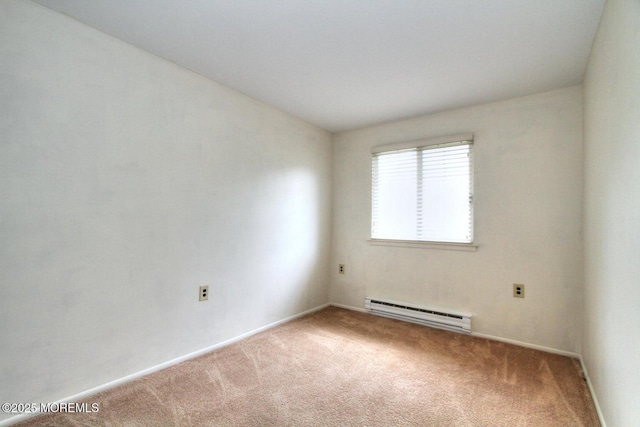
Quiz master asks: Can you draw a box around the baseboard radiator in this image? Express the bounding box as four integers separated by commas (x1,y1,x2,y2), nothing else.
364,297,471,334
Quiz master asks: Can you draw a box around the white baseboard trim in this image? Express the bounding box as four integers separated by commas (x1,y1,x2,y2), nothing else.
470,332,579,358
0,303,331,427
329,302,367,313
331,302,579,357
578,355,607,427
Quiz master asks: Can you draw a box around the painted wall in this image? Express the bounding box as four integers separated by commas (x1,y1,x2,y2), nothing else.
582,0,640,424
331,86,583,353
0,0,332,417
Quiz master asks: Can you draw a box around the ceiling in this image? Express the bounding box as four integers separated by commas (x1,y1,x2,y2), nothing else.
32,0,606,133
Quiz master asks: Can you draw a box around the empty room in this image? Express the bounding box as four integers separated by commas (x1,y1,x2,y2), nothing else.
1,0,638,426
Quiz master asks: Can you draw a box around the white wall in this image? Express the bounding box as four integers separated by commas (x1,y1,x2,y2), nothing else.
0,0,332,418
582,0,640,425
331,86,583,353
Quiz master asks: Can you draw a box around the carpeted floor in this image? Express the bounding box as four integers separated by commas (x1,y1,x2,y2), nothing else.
16,306,599,426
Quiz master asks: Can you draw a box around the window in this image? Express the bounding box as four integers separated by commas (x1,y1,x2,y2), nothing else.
371,134,473,244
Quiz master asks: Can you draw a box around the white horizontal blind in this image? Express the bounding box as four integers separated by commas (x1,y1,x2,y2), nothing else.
372,149,418,240
372,138,473,243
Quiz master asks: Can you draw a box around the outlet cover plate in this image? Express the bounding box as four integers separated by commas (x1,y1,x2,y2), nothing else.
199,285,209,301
513,283,525,298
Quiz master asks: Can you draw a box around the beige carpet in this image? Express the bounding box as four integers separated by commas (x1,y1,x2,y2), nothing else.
17,307,599,426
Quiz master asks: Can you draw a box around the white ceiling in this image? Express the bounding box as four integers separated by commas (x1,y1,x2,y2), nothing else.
32,0,606,133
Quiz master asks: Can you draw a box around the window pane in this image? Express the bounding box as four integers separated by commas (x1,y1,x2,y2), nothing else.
419,145,471,242
372,150,417,240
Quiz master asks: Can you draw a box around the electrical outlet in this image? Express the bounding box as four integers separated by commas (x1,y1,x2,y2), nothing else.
513,283,525,298
338,264,345,274
199,285,209,301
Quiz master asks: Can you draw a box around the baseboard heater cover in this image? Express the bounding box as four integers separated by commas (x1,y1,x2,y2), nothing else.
364,297,471,334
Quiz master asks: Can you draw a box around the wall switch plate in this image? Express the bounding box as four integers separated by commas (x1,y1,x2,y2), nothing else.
338,264,345,274
199,285,209,301
513,283,525,298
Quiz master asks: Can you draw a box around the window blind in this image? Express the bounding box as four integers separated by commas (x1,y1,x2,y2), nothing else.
372,138,473,243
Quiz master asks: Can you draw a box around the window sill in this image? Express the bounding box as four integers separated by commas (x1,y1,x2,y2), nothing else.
367,239,478,252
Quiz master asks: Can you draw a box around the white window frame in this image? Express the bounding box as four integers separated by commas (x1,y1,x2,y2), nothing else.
369,133,477,251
